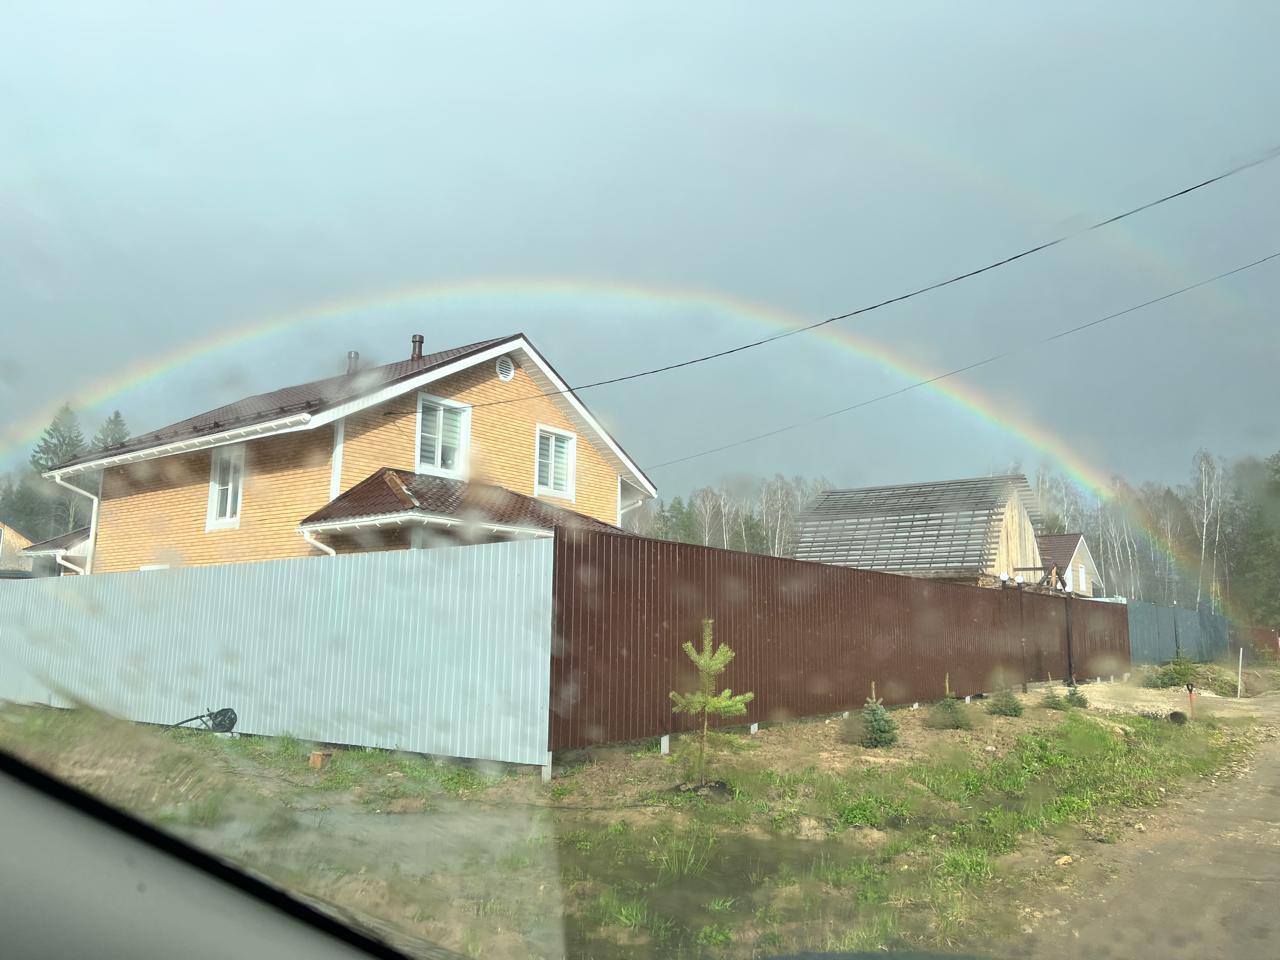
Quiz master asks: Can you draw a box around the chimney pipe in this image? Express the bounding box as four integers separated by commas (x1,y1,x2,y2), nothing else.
410,334,424,360
346,351,359,374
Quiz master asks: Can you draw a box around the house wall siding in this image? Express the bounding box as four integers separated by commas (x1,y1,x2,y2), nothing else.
0,523,34,572
94,430,334,572
92,358,624,571
339,360,620,524
989,499,1041,580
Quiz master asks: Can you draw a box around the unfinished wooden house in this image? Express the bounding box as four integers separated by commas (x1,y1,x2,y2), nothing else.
791,474,1044,585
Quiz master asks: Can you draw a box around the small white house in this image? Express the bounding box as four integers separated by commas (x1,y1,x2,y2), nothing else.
1036,533,1103,596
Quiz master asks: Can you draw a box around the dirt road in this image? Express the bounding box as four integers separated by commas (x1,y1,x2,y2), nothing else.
1004,693,1280,960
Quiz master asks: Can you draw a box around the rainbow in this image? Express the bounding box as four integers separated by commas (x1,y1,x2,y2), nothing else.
0,277,1248,625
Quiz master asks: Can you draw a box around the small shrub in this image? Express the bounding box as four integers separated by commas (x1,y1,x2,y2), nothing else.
839,711,866,745
1142,657,1197,689
1041,688,1068,711
695,924,732,946
924,696,972,731
1065,685,1089,709
834,792,910,828
859,697,898,748
986,688,1024,718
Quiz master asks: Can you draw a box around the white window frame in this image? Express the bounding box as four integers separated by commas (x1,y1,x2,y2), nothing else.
414,392,471,479
534,424,576,501
205,443,245,531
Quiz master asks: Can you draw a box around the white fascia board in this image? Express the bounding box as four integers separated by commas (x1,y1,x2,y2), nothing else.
23,546,89,558
306,337,658,498
45,414,313,479
1075,537,1104,588
47,336,658,499
298,511,553,540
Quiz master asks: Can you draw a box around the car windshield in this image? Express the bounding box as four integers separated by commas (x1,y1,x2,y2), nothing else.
2,3,1278,959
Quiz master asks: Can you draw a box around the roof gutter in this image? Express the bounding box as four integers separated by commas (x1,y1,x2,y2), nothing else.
50,474,99,575
55,552,87,576
299,511,554,541
46,413,313,479
300,528,336,557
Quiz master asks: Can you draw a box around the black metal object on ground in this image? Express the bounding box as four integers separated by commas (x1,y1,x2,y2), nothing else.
171,707,238,733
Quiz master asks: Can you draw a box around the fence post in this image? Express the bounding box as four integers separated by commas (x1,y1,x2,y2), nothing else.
1064,596,1075,683
1237,646,1243,699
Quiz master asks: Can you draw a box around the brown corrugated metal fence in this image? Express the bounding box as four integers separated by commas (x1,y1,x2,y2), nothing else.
549,528,1129,750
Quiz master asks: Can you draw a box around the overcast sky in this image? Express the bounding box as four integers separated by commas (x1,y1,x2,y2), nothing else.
2,1,1277,498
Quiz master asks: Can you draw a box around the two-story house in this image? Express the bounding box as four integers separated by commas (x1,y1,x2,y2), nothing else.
42,334,656,573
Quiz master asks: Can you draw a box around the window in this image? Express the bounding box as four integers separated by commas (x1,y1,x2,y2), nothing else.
535,426,575,498
206,445,245,530
417,394,469,477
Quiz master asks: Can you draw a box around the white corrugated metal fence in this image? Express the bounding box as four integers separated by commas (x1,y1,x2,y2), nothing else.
0,540,555,766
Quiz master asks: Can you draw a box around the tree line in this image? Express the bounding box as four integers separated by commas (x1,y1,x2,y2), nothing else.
625,474,829,558
1034,449,1280,628
0,404,130,543
629,449,1280,630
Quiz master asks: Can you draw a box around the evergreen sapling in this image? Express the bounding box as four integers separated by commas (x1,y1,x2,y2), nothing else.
670,619,755,786
859,697,898,748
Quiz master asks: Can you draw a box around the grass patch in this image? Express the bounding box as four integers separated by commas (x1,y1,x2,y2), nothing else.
1040,688,1068,711
924,697,973,730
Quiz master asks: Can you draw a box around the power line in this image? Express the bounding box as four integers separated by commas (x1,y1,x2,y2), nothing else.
459,146,1280,412
648,250,1280,470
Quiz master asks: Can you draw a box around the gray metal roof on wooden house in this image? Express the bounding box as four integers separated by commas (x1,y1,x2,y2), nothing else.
792,475,1041,575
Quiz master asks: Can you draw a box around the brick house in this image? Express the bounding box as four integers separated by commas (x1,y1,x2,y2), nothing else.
42,334,656,573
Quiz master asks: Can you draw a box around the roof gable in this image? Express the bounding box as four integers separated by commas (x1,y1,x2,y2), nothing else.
1036,533,1084,571
301,469,620,535
48,334,656,498
21,526,91,556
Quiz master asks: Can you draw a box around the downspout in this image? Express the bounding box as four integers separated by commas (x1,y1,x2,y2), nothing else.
51,472,99,575
300,528,336,557
55,552,87,576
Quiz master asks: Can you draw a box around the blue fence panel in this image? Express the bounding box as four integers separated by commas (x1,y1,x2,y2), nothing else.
0,541,555,766
1127,599,1230,665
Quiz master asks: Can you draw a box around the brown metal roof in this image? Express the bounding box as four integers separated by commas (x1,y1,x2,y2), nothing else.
792,474,1041,574
1036,533,1084,572
301,468,621,534
21,526,91,555
55,336,517,469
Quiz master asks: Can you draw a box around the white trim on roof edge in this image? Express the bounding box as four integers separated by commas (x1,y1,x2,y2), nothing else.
298,510,553,540
44,414,313,479
306,337,656,497
1073,536,1104,592
45,337,657,498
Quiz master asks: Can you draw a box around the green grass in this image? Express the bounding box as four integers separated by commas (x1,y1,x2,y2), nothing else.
1141,657,1244,698
924,697,973,730
694,923,732,946
1,701,1255,960
652,830,716,879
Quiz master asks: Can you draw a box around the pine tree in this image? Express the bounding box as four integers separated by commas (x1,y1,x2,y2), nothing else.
1065,685,1089,709
28,404,88,535
30,403,86,472
986,687,1024,717
860,697,898,748
670,619,754,786
91,410,130,450
0,469,60,542
1040,687,1068,711
924,695,973,730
